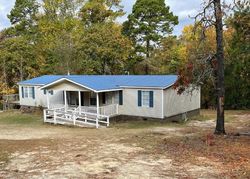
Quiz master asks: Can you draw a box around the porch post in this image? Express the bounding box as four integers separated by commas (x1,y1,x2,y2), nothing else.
46,90,50,109
78,91,81,113
64,90,67,112
96,92,99,128
96,92,100,116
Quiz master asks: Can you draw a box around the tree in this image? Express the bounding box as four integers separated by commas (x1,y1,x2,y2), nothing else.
0,36,37,88
80,0,124,26
150,36,187,74
77,23,132,74
225,1,250,109
36,0,83,74
174,0,229,135
7,0,39,36
122,0,178,74
212,0,226,134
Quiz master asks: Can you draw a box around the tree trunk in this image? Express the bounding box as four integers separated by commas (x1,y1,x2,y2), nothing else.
20,57,23,81
213,0,226,135
102,59,107,75
145,39,150,74
3,58,7,85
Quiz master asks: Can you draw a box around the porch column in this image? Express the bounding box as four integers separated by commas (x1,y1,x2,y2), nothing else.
64,90,67,112
78,91,81,113
96,92,99,117
46,90,50,109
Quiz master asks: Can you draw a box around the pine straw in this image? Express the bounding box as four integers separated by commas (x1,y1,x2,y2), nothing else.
156,132,250,178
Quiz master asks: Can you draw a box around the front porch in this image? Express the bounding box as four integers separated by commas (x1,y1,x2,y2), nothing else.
44,89,120,128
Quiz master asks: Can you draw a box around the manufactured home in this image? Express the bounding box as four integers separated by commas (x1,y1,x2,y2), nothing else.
18,75,200,128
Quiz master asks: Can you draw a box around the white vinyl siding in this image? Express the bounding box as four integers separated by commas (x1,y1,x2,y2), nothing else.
19,85,63,107
119,88,163,118
164,87,200,117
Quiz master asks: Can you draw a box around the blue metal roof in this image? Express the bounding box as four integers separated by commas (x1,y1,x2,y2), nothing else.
19,75,178,91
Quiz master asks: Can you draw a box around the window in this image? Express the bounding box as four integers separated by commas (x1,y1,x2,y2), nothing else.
22,87,35,99
142,91,150,107
24,87,29,98
138,90,154,108
28,87,33,97
114,92,119,104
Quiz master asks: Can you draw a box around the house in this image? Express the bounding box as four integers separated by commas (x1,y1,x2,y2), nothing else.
18,75,200,128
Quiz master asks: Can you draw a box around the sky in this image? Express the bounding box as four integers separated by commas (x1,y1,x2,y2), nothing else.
0,0,232,36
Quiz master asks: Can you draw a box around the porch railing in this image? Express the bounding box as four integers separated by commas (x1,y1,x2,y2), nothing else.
99,104,118,116
49,104,119,117
3,94,19,102
44,104,118,128
43,108,110,128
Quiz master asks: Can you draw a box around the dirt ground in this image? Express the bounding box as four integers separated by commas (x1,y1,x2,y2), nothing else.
0,110,249,178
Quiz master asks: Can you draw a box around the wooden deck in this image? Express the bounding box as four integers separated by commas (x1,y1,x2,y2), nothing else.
2,94,20,110
43,105,118,128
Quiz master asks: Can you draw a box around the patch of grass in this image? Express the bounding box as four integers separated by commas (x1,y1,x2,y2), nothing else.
112,119,185,129
225,110,250,115
189,114,212,121
190,110,249,122
0,111,43,126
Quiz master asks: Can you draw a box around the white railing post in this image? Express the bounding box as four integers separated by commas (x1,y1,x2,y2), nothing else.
116,104,119,114
107,116,110,127
64,90,67,112
46,90,50,109
84,113,87,123
43,110,47,122
96,117,99,128
78,91,81,114
73,113,76,126
53,111,57,124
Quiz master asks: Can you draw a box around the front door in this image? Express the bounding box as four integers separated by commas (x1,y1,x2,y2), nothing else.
90,92,97,106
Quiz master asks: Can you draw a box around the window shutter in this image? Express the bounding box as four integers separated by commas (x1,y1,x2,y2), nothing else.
32,87,35,99
119,91,123,105
138,90,142,107
21,87,24,98
43,89,47,95
149,91,154,108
